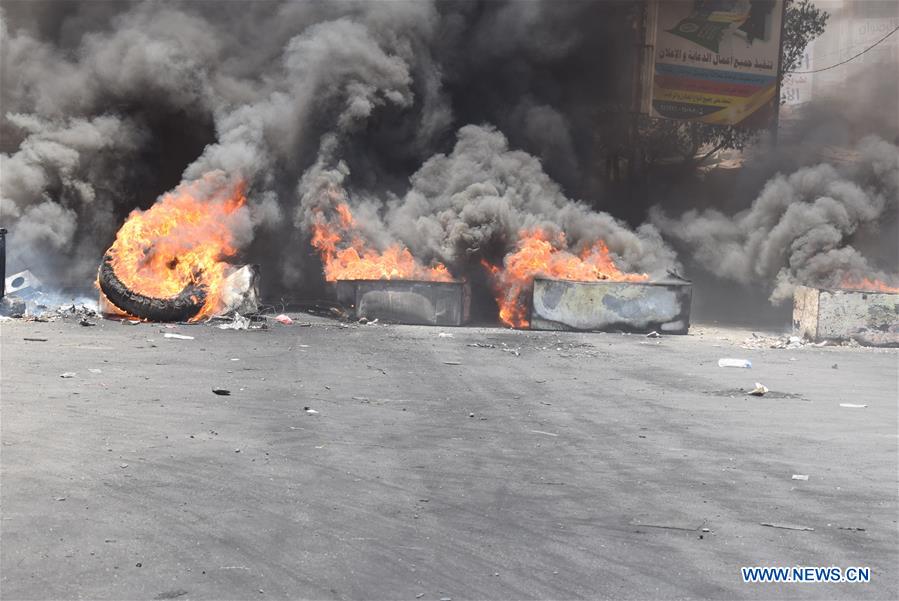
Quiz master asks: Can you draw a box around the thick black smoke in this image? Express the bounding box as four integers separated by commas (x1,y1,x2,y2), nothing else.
1,0,647,293
650,64,899,307
652,136,899,303
3,0,896,314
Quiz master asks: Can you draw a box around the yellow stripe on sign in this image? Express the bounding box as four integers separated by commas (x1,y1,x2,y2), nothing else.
653,85,739,108
707,13,749,24
700,83,776,125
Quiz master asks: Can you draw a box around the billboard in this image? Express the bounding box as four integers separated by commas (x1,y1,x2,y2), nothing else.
651,0,785,127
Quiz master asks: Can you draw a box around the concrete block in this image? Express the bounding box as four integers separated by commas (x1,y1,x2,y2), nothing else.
530,278,692,334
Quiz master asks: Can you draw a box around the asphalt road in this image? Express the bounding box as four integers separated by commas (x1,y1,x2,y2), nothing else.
1,315,897,600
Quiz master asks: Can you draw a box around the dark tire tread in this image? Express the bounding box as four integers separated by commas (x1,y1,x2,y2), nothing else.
98,254,207,322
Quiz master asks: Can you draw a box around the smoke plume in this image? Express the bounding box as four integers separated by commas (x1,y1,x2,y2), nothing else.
2,0,659,295
652,135,899,302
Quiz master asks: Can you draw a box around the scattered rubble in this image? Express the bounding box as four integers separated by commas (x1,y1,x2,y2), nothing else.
217,314,250,330
0,296,25,317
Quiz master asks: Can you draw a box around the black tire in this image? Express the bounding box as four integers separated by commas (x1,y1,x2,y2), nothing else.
98,253,207,322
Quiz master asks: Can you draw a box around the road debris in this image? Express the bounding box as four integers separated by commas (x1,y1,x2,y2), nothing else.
760,522,814,531
88,368,102,374
438,332,454,338
23,337,48,342
60,372,76,378
443,360,462,365
153,590,189,600
0,296,26,317
632,522,702,532
274,314,293,325
79,318,96,326
217,313,250,330
646,331,660,338
164,333,194,340
839,403,867,408
748,382,769,396
718,358,752,368
791,474,809,481
212,388,231,396
304,407,319,415
467,343,496,348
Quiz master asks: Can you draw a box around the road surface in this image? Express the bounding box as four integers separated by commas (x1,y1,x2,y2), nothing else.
1,315,896,599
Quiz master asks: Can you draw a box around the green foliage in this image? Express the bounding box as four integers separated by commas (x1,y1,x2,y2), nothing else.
782,0,829,74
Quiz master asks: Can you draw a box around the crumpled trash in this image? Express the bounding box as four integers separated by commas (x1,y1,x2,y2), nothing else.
274,314,293,325
60,372,76,378
748,382,768,396
164,333,194,340
718,358,752,368
0,296,26,317
217,313,250,330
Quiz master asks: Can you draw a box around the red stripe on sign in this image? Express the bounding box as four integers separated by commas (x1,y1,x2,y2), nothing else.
654,74,760,97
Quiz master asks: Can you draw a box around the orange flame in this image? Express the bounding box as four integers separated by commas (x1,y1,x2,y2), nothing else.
839,276,899,293
105,174,246,320
483,228,649,328
311,200,453,282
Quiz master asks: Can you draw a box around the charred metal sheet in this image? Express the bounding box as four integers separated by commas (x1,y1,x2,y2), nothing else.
793,285,899,345
336,279,470,326
530,278,692,334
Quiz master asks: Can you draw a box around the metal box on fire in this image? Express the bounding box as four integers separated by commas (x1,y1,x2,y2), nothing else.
335,279,470,326
529,277,692,334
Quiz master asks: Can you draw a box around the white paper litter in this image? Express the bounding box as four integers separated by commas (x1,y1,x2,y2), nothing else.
164,333,194,340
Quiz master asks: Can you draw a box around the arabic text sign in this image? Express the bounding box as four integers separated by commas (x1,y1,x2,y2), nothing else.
652,0,784,127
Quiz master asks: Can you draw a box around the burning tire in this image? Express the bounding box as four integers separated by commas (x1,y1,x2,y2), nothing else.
98,254,207,322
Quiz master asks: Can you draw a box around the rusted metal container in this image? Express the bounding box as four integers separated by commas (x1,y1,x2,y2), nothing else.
335,279,470,326
793,285,899,344
529,278,692,334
